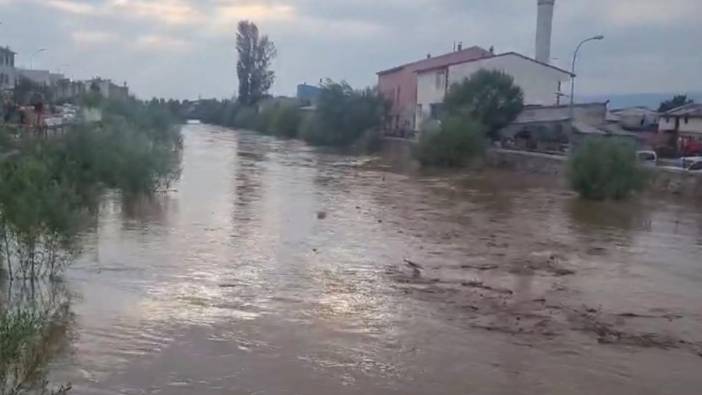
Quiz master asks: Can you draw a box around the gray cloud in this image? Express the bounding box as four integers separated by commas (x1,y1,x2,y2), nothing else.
0,0,699,99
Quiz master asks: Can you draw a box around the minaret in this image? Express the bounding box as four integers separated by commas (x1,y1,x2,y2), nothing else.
535,0,555,64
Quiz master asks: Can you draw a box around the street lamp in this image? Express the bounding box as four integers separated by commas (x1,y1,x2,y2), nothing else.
569,35,604,120
29,48,47,70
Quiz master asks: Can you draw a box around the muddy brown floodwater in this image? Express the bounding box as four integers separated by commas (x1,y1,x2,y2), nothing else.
42,124,702,394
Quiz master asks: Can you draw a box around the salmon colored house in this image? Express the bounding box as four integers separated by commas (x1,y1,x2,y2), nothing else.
377,46,492,134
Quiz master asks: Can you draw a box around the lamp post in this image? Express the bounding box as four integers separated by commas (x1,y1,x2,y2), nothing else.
569,35,604,121
29,48,47,70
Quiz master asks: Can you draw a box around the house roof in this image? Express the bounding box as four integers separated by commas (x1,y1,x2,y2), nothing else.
377,46,492,76
610,106,658,114
665,103,702,118
0,46,16,55
414,51,574,76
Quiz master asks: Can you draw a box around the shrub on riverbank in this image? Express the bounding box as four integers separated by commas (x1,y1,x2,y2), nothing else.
300,81,386,147
0,284,72,394
568,138,647,200
269,104,302,138
0,98,182,279
414,115,487,167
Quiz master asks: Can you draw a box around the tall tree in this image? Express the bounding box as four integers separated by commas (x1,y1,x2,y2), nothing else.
658,95,694,113
236,21,277,106
444,69,524,140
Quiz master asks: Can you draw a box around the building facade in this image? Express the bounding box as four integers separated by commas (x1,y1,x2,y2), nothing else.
377,46,492,134
297,83,321,105
0,47,17,91
659,104,702,136
88,78,129,100
415,52,572,128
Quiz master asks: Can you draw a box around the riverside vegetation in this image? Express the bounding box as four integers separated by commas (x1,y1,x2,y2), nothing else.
194,80,388,151
415,69,524,167
0,95,182,395
567,138,648,200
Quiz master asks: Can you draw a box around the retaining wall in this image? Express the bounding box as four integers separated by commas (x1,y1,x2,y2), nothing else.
485,148,702,197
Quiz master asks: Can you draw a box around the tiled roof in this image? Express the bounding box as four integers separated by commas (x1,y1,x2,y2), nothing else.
665,103,702,118
377,46,491,75
414,52,574,76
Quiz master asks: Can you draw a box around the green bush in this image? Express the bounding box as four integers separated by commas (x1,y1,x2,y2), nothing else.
444,69,524,140
270,104,302,138
0,97,182,279
568,138,648,200
301,80,386,147
414,115,486,167
232,106,258,129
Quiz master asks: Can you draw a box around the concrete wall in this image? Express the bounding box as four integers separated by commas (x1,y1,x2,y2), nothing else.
485,148,702,196
485,149,566,176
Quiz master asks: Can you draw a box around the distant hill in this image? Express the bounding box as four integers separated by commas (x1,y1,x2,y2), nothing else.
580,92,702,110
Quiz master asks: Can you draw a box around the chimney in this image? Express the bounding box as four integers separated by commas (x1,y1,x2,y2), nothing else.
535,0,555,64
427,53,432,59
457,42,463,51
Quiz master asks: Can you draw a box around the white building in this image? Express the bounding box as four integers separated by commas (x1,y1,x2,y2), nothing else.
415,52,573,128
609,107,660,131
659,103,702,137
0,46,17,91
16,69,54,86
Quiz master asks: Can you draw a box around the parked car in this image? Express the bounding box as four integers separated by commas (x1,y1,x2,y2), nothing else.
684,158,702,172
636,150,657,167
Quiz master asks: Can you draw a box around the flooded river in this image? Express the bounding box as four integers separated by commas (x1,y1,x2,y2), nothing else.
38,124,702,393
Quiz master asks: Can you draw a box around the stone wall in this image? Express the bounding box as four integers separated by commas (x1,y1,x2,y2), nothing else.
486,148,702,196
650,168,702,196
485,149,566,176
380,141,702,197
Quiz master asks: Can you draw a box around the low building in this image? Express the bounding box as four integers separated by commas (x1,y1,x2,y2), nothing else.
88,78,129,100
377,45,492,134
500,103,608,151
16,69,53,86
659,103,702,156
609,107,659,131
415,52,573,129
659,103,702,136
296,83,321,105
55,79,87,101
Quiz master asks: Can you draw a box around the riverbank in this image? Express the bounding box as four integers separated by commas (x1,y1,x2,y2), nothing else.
380,138,702,198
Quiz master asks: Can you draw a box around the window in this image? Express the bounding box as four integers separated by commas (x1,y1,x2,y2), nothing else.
435,71,445,90
430,103,443,120
684,116,689,124
395,86,400,103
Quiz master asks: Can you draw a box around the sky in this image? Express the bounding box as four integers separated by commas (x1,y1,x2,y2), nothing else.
0,0,700,100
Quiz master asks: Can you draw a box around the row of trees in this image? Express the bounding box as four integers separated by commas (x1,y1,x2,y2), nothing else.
195,80,387,149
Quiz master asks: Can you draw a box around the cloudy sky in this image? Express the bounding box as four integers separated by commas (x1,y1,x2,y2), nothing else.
1,0,700,100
